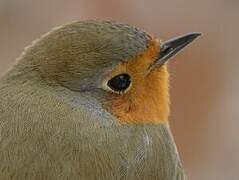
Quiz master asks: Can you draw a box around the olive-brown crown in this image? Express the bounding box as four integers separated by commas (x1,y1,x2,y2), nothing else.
11,20,169,123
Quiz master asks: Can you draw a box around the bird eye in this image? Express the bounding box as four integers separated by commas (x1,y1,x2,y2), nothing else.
107,73,131,93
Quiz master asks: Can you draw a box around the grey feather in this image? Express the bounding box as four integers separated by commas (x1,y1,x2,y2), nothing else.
0,20,186,180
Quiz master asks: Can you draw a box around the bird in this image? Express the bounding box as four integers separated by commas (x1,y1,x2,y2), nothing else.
0,20,200,180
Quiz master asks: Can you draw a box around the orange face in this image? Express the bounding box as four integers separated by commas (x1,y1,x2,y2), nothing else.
103,39,170,124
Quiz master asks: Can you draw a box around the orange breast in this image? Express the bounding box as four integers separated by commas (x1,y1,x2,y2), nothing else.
105,39,170,123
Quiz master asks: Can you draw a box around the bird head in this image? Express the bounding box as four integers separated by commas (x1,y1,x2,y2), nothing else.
14,20,200,124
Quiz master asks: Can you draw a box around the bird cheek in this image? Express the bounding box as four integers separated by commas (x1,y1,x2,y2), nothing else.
103,94,128,120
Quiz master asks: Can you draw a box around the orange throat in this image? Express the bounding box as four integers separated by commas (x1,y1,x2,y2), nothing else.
105,39,170,124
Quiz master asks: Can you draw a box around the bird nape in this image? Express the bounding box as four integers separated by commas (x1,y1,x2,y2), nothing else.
0,20,200,180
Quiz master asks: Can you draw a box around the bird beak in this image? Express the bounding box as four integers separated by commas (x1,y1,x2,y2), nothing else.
151,32,201,68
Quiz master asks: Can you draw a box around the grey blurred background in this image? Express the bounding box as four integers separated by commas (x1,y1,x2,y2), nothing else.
0,0,238,179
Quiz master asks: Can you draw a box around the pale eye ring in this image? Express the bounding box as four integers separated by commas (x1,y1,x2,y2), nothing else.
107,73,131,92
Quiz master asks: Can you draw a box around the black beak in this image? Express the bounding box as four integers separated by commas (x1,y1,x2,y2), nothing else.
152,32,201,67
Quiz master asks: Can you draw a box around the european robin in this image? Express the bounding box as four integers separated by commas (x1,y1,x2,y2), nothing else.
0,20,200,180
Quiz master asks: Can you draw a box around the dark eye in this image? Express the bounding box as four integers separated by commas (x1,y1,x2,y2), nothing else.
107,73,131,92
